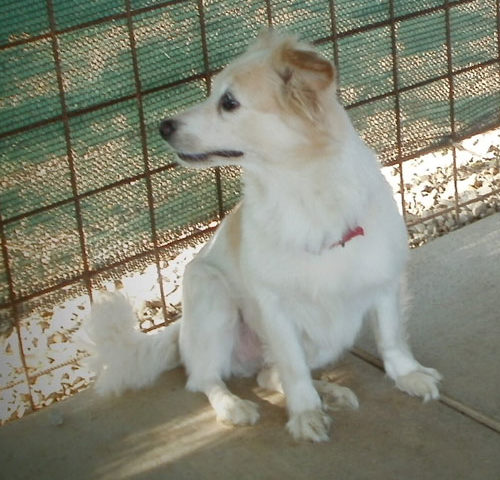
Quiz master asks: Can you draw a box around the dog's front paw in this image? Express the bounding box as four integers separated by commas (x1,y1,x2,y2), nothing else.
286,409,332,442
395,367,442,402
216,397,260,426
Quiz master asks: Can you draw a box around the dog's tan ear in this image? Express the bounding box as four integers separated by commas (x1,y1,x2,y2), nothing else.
281,48,335,91
275,44,335,121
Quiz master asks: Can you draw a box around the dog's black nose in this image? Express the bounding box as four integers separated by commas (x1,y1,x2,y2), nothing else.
159,118,177,141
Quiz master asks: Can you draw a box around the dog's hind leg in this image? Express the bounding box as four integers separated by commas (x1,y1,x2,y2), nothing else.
372,284,442,401
179,259,259,426
314,380,359,411
258,366,359,410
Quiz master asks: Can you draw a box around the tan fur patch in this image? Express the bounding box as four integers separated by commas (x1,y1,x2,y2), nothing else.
216,32,341,164
281,48,335,89
271,39,336,123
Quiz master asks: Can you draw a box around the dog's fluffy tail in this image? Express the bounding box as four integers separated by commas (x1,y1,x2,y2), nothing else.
84,292,181,396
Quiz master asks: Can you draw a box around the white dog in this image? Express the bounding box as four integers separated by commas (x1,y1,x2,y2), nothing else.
88,32,441,442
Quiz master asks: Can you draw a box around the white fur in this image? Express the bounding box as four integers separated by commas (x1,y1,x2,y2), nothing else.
87,32,441,442
85,292,180,396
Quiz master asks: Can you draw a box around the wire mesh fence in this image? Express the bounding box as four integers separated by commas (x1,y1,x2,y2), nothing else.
1,0,499,423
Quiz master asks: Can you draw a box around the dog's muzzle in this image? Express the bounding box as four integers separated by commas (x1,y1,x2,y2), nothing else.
159,117,244,163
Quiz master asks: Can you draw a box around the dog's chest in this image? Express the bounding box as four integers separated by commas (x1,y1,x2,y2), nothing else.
240,174,406,295
243,211,402,299
263,198,357,255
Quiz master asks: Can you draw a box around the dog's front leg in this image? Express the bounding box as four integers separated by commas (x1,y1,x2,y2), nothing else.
257,294,331,442
181,259,260,426
373,284,442,401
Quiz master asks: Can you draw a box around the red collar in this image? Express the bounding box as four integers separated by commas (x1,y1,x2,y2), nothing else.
330,226,365,249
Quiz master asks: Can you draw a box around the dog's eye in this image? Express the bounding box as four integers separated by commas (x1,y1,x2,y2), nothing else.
219,92,240,112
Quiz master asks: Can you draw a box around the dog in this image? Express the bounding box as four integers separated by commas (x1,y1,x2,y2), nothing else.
87,31,441,442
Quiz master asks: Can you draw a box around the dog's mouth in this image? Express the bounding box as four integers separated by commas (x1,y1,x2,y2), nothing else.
177,150,244,162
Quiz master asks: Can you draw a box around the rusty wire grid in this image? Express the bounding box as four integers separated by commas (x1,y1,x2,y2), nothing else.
0,0,499,423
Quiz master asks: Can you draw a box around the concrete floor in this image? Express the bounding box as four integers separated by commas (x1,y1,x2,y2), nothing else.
1,213,499,480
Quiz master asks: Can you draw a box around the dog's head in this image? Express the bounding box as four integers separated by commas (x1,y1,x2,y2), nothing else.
159,31,341,171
